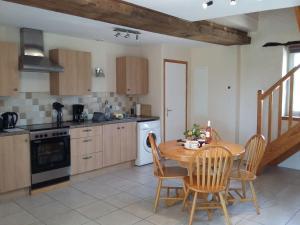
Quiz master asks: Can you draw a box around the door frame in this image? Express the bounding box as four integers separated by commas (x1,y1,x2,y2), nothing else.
163,59,188,141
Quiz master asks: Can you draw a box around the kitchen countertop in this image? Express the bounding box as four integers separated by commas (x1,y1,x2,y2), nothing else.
0,116,159,137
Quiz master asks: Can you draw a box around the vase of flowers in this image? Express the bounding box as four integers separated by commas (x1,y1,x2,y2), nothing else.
184,124,206,140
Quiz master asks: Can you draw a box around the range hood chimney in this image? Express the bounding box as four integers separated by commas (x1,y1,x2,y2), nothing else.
19,28,64,73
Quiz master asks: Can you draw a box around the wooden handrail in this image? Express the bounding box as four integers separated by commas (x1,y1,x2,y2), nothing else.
260,64,300,100
257,64,300,143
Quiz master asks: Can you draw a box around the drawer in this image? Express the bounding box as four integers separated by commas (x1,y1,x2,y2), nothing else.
71,152,103,175
70,126,102,138
71,136,102,156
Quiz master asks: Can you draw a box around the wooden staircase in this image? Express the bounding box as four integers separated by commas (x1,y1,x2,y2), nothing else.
257,64,300,173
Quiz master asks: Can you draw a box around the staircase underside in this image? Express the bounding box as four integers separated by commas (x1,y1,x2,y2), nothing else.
258,123,300,173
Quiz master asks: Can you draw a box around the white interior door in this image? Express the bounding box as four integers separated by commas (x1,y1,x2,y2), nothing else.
165,61,187,141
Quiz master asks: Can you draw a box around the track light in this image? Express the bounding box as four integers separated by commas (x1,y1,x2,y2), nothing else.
124,32,130,38
230,0,237,5
136,34,139,40
114,32,120,37
202,0,213,9
113,28,141,40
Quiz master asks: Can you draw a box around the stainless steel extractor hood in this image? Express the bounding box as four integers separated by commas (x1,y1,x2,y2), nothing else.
19,28,64,73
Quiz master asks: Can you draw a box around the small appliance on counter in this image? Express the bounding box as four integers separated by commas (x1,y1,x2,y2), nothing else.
52,102,64,125
0,116,3,132
72,104,84,122
92,112,105,122
1,112,18,129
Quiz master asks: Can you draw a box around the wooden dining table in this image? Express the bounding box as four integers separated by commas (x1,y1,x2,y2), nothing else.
159,140,245,163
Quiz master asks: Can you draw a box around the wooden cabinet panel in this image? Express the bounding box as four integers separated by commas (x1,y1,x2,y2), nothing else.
77,51,91,95
0,42,19,96
50,49,91,96
71,152,103,175
103,124,121,167
0,134,30,193
116,56,148,95
70,126,101,139
121,122,137,162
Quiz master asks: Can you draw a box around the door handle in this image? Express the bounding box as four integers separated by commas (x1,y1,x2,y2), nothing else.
166,108,173,117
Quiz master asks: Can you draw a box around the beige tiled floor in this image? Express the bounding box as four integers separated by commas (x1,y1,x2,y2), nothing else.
0,165,300,225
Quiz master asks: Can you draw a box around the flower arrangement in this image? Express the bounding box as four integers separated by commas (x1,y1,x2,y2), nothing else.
184,124,206,140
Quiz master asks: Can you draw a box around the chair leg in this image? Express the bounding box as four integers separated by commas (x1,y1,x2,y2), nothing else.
249,181,260,215
188,192,198,225
219,192,232,225
182,188,190,211
154,178,162,212
241,180,247,198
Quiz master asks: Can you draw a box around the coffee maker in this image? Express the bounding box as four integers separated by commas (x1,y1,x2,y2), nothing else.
73,104,84,122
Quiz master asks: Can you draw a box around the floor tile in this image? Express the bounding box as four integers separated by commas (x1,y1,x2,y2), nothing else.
0,202,23,218
133,220,155,225
123,200,154,219
14,194,54,210
104,192,141,208
44,211,90,225
286,211,300,225
76,200,117,219
46,187,96,209
0,211,38,225
27,201,71,222
95,210,141,225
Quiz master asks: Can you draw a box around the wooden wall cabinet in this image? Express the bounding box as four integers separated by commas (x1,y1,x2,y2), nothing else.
103,122,137,167
116,56,148,95
70,126,103,175
0,134,30,193
50,49,92,96
0,42,19,96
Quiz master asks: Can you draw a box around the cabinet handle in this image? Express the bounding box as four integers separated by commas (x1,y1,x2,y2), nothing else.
127,89,131,91
88,89,91,91
83,129,92,132
82,156,93,160
83,139,92,143
25,139,28,142
14,88,18,91
121,127,125,129
117,127,120,130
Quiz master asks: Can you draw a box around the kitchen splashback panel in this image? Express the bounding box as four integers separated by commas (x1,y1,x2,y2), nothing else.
0,92,136,126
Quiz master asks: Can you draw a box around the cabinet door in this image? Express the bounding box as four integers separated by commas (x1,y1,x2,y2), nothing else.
126,57,138,95
103,124,121,167
120,122,137,162
0,135,30,193
136,58,148,95
77,51,91,95
0,42,19,96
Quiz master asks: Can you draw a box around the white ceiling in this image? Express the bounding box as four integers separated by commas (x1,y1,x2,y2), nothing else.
0,1,207,46
124,0,300,21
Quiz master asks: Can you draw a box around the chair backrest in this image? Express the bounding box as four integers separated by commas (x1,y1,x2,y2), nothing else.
148,133,165,177
200,127,222,142
188,145,233,190
242,134,266,175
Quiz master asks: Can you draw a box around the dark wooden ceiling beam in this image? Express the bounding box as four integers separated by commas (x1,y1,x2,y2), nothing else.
295,7,300,31
4,0,251,45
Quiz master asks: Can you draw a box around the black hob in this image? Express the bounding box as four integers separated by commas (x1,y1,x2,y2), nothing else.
24,123,70,132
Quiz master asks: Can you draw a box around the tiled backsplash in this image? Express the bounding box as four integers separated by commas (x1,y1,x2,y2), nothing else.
0,92,137,126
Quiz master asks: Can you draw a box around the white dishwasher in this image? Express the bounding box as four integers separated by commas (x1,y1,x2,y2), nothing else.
135,120,161,166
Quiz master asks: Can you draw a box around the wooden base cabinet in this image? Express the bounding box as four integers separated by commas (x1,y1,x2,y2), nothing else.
70,126,103,175
103,122,137,167
0,134,30,193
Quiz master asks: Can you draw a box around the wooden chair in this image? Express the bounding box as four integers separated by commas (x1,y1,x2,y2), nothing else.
148,133,188,212
228,134,266,214
183,145,233,225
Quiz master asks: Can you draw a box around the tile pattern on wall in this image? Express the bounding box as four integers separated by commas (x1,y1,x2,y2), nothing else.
0,92,137,126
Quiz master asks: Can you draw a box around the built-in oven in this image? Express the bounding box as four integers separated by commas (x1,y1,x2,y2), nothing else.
30,128,70,189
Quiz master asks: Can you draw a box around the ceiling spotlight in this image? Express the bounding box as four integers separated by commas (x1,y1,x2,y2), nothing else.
114,32,120,37
124,32,130,38
230,0,237,5
136,34,139,40
202,0,213,9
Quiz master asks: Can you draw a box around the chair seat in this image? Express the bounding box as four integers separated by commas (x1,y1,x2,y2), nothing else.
155,166,188,178
184,176,227,193
230,169,256,181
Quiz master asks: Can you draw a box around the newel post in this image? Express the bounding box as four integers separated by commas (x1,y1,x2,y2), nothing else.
257,90,264,135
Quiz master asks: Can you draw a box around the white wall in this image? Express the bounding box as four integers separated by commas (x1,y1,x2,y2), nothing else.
0,25,142,93
190,46,240,142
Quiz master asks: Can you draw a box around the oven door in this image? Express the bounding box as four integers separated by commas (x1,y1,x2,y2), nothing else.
31,136,70,174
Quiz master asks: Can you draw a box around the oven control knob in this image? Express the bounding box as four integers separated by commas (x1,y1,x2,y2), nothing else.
39,135,43,138
64,132,67,135
53,133,56,136
35,135,39,138
44,134,48,137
